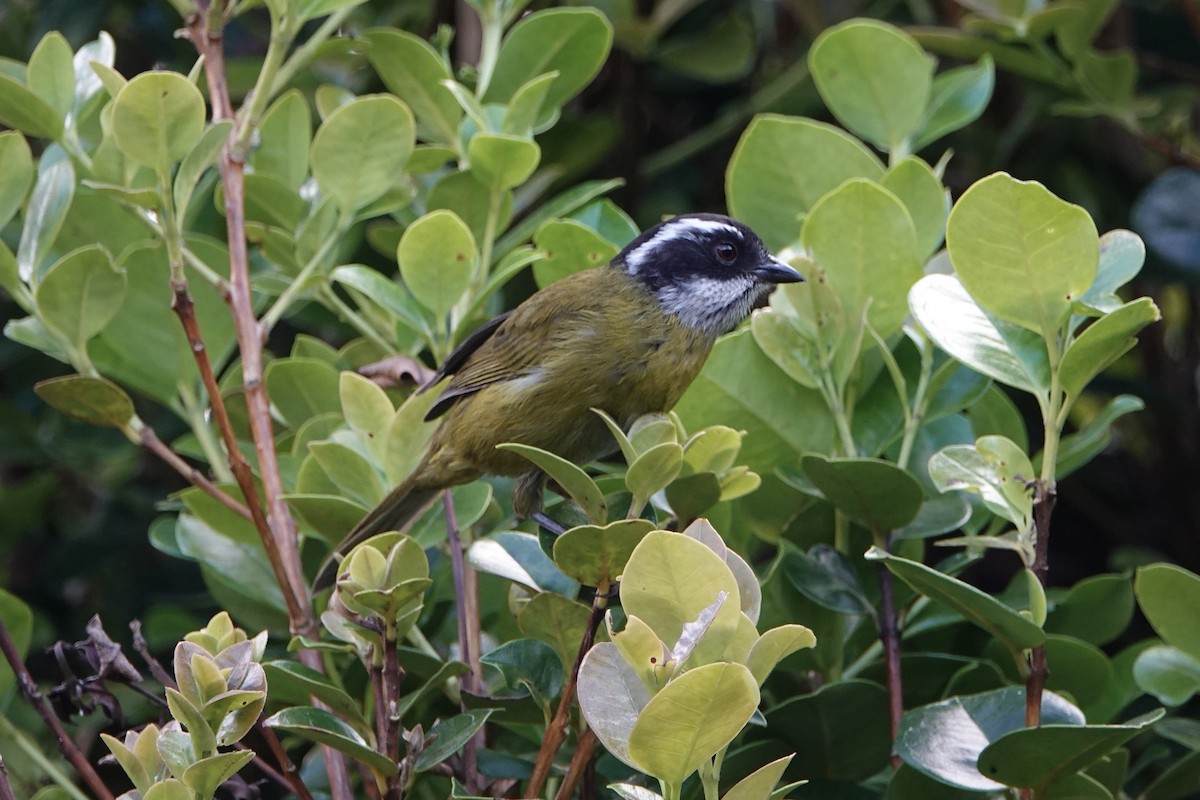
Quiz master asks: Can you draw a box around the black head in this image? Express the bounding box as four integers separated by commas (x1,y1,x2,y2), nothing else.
616,213,804,336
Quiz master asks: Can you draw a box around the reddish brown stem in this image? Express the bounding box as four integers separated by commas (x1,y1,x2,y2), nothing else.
528,589,608,797
553,725,598,800
1024,480,1057,734
184,6,311,635
0,756,16,800
379,633,405,800
876,560,903,768
0,618,115,800
138,423,251,520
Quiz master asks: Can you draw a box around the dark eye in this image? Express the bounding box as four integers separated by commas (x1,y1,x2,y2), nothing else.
715,242,738,263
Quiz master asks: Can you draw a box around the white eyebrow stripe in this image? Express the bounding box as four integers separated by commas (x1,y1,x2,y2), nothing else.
625,217,744,273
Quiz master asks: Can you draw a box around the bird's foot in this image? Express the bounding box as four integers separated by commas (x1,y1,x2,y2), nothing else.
530,512,568,537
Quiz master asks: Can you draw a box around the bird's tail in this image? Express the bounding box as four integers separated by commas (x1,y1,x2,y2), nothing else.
313,475,440,589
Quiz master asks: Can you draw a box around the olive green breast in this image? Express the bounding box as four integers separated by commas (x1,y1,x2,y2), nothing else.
421,266,714,482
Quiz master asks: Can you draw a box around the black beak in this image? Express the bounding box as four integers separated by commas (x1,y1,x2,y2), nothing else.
755,256,805,284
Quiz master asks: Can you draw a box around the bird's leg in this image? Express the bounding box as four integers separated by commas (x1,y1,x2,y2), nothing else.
513,470,570,535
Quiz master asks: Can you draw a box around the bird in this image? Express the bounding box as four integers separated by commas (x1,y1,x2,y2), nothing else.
315,213,802,587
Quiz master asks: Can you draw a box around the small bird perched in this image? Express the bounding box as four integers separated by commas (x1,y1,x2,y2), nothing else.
316,213,801,587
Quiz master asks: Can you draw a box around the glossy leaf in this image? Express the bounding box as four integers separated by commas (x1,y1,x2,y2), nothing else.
468,133,540,189
496,443,606,523
1059,298,1159,399
17,158,75,283
35,375,134,429
413,710,493,772
867,548,1045,653
1133,646,1200,706
910,273,1050,395
578,642,649,766
882,156,949,260
946,172,1098,338
483,8,613,110
110,72,206,170
801,455,924,533
627,662,758,787
912,56,995,151
263,358,341,429
553,519,654,588
1081,229,1145,309
896,687,1086,791
809,20,933,151
1045,574,1134,647
1055,394,1144,478
34,245,125,348
363,28,460,145
726,114,884,251
977,711,1162,790
481,639,562,705
626,442,684,504
251,89,311,188
531,219,618,288
264,706,397,775
27,33,74,122
311,94,414,212
745,625,816,686
0,131,33,232
468,531,578,596
1135,564,1200,659
517,592,591,671
765,681,891,782
784,545,874,617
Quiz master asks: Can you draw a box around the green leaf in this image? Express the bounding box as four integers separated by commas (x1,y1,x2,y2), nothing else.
27,32,75,122
655,9,757,84
620,531,740,658
397,209,477,318
1133,646,1200,706
1081,229,1145,309
675,328,835,474
0,132,33,231
34,375,134,429
553,519,655,588
867,547,1045,654
250,90,309,189
428,170,513,247
784,545,874,617
468,531,578,596
977,711,1163,791
517,592,592,673
1059,298,1159,399
531,219,618,288
467,133,540,189
627,662,759,787
181,751,256,798
363,29,461,145
801,455,924,534
496,443,606,524
17,158,75,283
726,114,884,251
413,710,494,772
745,625,816,686
311,94,414,213
578,643,649,766
808,20,933,152
503,72,558,136
722,755,795,800
484,8,613,110
1135,564,1200,660
330,264,431,338
912,55,995,151
1045,574,1134,647
34,245,125,348
481,639,563,704
1055,394,1143,478
492,178,624,261
0,589,33,699
765,681,891,782
946,172,1099,339
881,156,949,260
262,661,370,735
264,706,398,775
0,72,63,138
802,179,922,337
909,273,1050,395
263,358,341,429
896,687,1086,791
340,371,393,460
110,72,206,170
174,120,234,220
309,442,385,509
626,442,684,505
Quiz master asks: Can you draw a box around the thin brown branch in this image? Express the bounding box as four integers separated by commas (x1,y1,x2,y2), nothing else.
183,7,311,634
444,490,482,791
381,634,405,800
138,424,252,520
553,725,597,800
0,756,17,800
528,589,608,797
876,560,903,769
0,618,115,800
1024,480,1057,733
255,721,317,800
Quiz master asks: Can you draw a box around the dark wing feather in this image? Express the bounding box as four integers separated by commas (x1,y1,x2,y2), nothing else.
425,310,544,420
